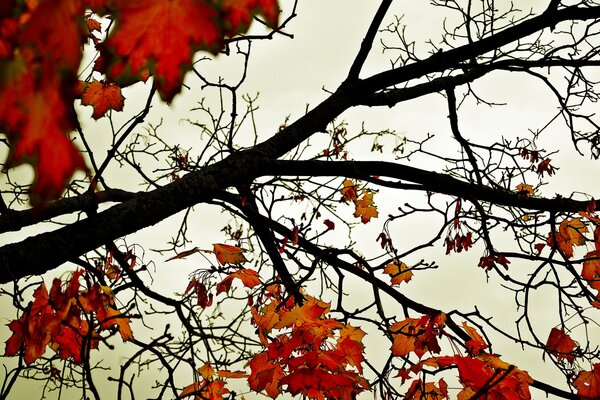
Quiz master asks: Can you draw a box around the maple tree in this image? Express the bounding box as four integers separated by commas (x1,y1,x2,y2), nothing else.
2,0,600,399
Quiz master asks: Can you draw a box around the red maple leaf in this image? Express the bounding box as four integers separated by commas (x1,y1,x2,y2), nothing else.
80,80,125,119
221,0,279,36
0,63,86,204
573,363,600,400
100,0,221,102
545,327,577,363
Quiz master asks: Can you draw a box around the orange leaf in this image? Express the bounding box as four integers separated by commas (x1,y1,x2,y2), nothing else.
99,307,134,341
213,243,248,265
184,277,213,308
516,183,534,197
341,179,358,202
353,191,378,223
462,322,488,355
547,218,588,259
216,370,248,379
179,380,230,400
582,251,600,292
384,261,413,285
199,362,215,380
545,327,577,363
404,379,448,400
80,80,125,119
573,363,600,400
216,268,260,295
247,352,284,398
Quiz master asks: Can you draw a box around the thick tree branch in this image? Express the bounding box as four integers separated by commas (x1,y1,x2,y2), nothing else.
0,156,590,284
0,189,138,234
259,159,591,213
346,0,393,81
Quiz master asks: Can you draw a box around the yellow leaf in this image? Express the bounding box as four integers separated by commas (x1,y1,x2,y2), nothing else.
353,191,378,223
341,179,358,201
383,261,413,285
516,183,534,197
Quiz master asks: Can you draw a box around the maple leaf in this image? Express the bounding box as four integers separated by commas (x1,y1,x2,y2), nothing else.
99,306,134,341
216,268,261,295
18,0,85,72
434,354,533,400
80,80,125,119
462,322,488,355
573,363,600,400
545,327,577,363
179,380,230,400
582,251,600,292
275,296,331,329
199,362,215,380
213,243,248,265
341,179,358,202
247,352,285,398
390,315,444,358
221,0,279,35
404,379,448,400
547,218,588,259
0,64,87,204
100,0,219,102
384,260,413,285
353,191,378,223
515,183,534,197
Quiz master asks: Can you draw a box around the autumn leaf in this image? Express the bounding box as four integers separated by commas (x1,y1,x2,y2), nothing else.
216,370,248,379
179,380,230,400
545,327,577,363
573,363,600,400
199,362,215,380
353,191,378,223
100,0,277,102
516,183,534,197
184,277,213,308
582,251,600,292
99,0,221,101
547,218,588,259
221,0,279,35
80,80,125,119
390,315,444,358
384,260,413,285
213,243,248,265
247,352,285,398
434,354,533,400
216,268,261,295
462,322,488,355
404,379,448,400
341,179,358,202
98,306,134,341
0,64,87,204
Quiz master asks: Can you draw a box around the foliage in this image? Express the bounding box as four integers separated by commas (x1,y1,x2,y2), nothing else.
1,1,600,399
